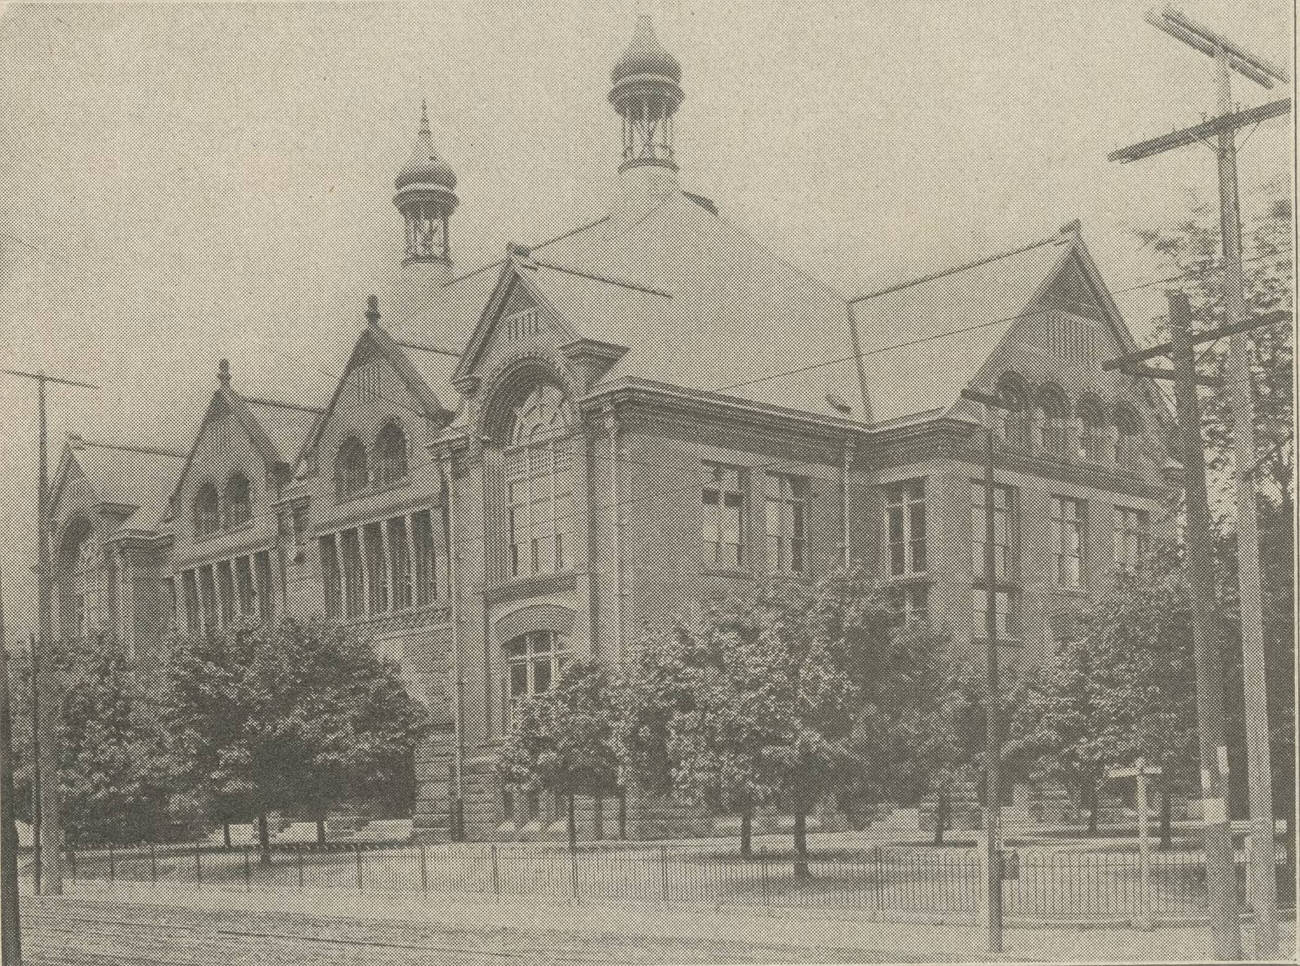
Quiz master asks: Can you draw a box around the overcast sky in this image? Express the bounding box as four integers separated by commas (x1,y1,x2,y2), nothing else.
0,0,1291,637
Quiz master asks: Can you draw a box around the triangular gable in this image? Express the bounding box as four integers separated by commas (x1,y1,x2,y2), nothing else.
48,437,88,519
164,386,286,521
298,322,451,466
451,256,578,386
950,230,1168,428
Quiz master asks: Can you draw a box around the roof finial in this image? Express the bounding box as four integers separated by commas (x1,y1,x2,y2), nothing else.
218,358,231,388
366,295,381,327
420,98,430,132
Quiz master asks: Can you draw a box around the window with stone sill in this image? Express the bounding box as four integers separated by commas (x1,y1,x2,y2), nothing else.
702,462,745,568
507,385,577,579
764,472,806,575
505,630,570,727
885,479,927,578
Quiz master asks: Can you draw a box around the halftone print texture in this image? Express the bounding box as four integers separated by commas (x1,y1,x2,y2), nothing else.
0,3,1293,963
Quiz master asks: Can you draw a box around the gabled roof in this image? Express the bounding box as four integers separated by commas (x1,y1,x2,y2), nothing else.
165,378,324,521
51,436,186,534
850,225,1158,428
453,184,866,421
297,319,454,465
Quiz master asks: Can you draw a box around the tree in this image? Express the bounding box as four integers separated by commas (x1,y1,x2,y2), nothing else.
167,619,430,861
498,660,622,850
1012,567,1200,845
1137,181,1294,867
9,639,173,846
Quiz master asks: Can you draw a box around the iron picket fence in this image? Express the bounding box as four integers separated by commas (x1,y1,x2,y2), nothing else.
42,838,1282,927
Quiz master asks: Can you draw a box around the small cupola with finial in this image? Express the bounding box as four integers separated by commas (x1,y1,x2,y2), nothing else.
609,15,684,172
394,101,459,267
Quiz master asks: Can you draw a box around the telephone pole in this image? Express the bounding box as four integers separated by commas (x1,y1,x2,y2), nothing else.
960,386,1018,955
1108,8,1289,957
1,566,22,965
1,368,99,896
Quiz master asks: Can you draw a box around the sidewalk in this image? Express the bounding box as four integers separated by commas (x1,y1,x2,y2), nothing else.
27,879,1296,963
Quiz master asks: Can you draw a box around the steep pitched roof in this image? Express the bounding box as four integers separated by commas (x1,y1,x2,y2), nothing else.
849,226,1156,427
455,187,866,421
165,383,325,521
53,437,186,533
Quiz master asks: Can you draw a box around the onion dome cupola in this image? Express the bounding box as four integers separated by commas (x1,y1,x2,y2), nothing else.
609,15,684,172
394,100,459,266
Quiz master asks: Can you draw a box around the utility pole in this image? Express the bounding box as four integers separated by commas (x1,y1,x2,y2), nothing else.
26,636,39,896
1108,9,1290,957
0,567,22,965
960,387,1016,955
1,369,99,897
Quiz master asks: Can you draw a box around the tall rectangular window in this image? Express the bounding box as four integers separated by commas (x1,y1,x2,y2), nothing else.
1114,506,1150,572
702,462,744,567
886,480,927,577
388,516,413,611
182,570,201,635
1052,496,1086,589
234,556,256,617
320,535,342,619
216,561,236,627
340,528,364,619
253,551,274,621
197,565,218,634
412,510,437,606
972,481,1017,582
363,522,389,614
973,587,1018,640
764,473,807,574
164,576,178,634
888,583,930,627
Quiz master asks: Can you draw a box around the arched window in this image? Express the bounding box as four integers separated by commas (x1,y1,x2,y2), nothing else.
1036,383,1070,460
1077,393,1106,463
505,631,570,723
1114,402,1142,469
374,421,409,486
506,384,576,578
225,472,252,527
335,437,369,498
995,372,1031,451
194,483,220,537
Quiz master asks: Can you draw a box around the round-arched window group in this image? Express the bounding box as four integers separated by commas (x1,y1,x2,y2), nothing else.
506,384,577,578
989,371,1144,468
334,419,409,499
193,471,254,538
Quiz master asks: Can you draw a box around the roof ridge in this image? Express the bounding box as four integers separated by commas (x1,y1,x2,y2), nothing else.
525,258,672,298
848,232,1072,305
77,439,186,458
239,394,326,415
442,215,613,287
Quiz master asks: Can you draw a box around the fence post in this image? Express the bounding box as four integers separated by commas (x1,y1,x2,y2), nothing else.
660,845,669,904
570,847,579,902
355,843,363,890
149,843,157,883
420,842,428,893
873,846,885,920
243,845,251,890
67,848,75,881
297,844,304,890
109,845,116,883
490,844,500,898
760,844,770,909
194,846,201,886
